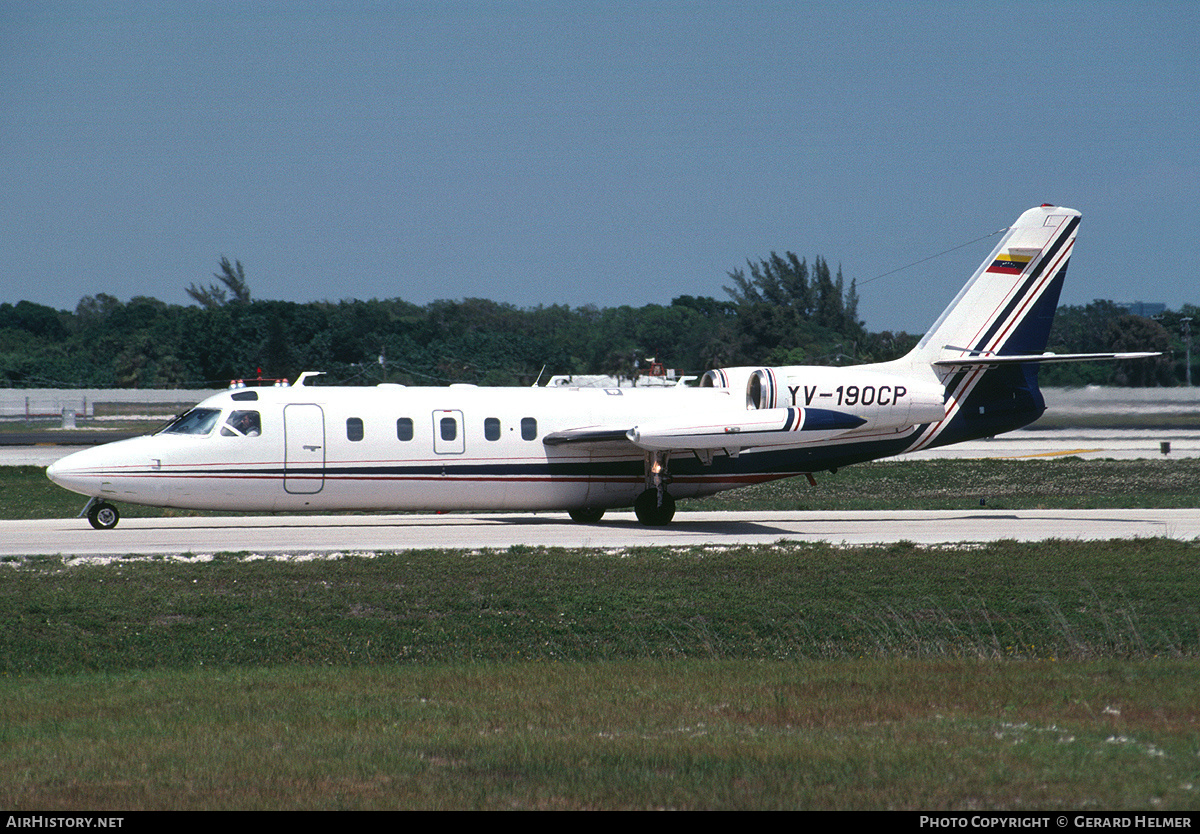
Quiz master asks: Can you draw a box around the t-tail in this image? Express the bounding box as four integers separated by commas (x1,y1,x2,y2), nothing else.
895,204,1155,452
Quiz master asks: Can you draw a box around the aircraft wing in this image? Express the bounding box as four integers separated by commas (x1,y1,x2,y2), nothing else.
543,407,866,453
541,426,635,447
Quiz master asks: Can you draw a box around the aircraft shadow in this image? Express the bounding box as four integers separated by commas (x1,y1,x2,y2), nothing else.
490,516,796,536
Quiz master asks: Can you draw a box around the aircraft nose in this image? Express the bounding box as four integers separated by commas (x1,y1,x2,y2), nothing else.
45,438,165,501
46,449,93,495
45,457,64,485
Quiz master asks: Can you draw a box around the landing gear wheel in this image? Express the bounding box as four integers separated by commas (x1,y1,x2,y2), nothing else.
634,489,675,527
87,501,120,530
569,508,605,523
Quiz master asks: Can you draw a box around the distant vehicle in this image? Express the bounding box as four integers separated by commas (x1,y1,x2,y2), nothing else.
48,205,1155,528
545,370,697,388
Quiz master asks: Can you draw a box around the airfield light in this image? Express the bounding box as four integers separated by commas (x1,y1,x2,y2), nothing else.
1182,317,1193,387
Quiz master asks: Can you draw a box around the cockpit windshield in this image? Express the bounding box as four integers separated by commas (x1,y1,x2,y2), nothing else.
159,407,223,436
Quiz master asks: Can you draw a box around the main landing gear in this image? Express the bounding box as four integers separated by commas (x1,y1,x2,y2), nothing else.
569,508,605,523
81,497,120,530
634,450,675,526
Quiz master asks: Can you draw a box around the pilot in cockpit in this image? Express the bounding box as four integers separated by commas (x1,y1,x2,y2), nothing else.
221,410,261,437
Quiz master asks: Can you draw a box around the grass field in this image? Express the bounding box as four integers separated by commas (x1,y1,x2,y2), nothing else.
5,659,1198,811
689,456,1200,511
3,537,1200,810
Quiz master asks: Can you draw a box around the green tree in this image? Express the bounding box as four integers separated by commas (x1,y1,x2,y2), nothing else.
1106,314,1174,386
187,257,252,308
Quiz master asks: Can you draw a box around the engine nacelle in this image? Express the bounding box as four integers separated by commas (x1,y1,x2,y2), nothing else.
744,365,945,430
699,367,759,401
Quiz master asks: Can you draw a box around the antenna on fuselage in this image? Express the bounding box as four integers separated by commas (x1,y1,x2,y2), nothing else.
532,365,547,387
294,371,326,387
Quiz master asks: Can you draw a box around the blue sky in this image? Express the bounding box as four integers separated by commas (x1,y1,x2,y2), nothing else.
2,0,1197,334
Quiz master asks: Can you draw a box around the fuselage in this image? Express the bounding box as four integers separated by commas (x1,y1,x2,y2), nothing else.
45,377,937,515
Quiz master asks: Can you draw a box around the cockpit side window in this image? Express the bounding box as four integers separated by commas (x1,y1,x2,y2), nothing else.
221,410,262,437
160,407,222,436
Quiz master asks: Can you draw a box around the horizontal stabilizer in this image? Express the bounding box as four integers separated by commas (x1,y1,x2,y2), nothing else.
934,348,1161,368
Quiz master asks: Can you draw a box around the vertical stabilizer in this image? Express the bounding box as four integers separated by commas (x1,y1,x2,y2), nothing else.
913,205,1079,362
903,205,1080,451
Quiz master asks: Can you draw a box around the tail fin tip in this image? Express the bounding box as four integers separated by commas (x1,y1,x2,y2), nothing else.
914,205,1081,361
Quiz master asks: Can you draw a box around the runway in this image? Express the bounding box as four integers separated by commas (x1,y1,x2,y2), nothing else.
3,508,1198,558
901,428,1200,460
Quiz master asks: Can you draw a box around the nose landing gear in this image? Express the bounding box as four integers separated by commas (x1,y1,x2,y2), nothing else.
81,497,121,530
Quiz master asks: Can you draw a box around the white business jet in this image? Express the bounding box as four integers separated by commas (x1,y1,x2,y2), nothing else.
48,205,1155,529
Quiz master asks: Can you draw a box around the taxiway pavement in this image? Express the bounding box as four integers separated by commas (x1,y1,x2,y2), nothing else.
3,508,1198,558
901,428,1200,460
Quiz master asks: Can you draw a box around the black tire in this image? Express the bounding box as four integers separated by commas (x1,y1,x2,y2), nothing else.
633,489,675,526
87,501,120,530
568,508,605,523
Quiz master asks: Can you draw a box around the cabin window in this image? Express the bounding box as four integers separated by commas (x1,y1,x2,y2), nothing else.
521,417,537,441
440,416,457,442
484,417,501,441
221,410,262,437
160,407,222,436
347,417,364,442
397,417,413,441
